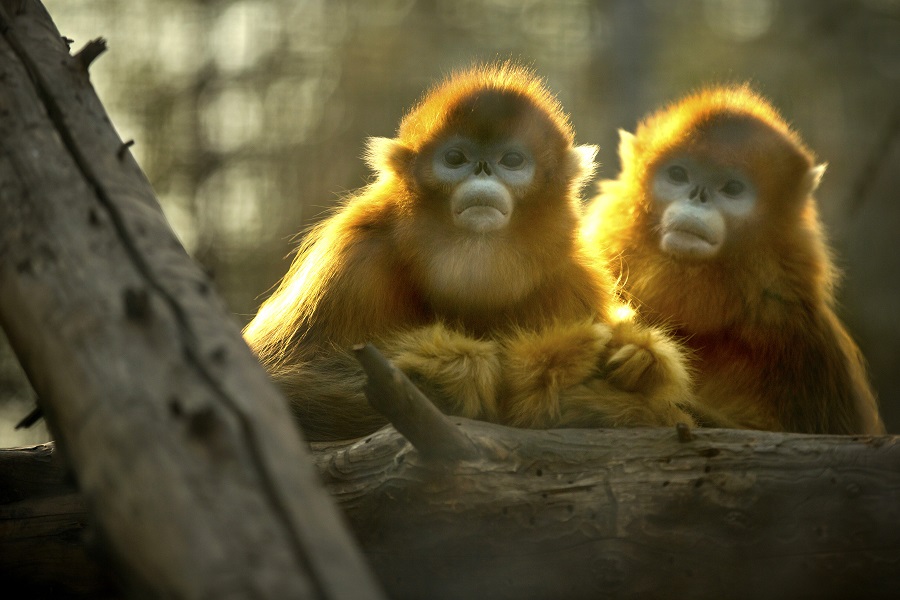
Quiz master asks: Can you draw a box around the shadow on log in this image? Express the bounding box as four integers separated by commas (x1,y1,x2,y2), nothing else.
3,343,899,599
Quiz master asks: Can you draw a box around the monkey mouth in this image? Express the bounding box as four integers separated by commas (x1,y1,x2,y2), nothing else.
454,195,511,217
668,223,716,244
661,223,721,258
452,193,513,233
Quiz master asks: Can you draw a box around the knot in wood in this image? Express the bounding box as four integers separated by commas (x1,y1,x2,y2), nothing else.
122,286,151,321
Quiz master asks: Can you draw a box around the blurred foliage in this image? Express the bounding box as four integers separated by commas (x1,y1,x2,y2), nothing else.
2,0,899,445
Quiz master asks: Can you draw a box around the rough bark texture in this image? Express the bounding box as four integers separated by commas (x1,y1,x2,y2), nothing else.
0,1,382,598
3,425,899,599
3,347,899,598
324,425,899,600
324,346,900,600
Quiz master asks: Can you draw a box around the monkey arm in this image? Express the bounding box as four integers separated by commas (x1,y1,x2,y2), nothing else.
274,316,700,441
271,322,504,441
499,319,698,429
497,319,612,428
271,318,506,440
306,220,431,350
269,352,388,442
814,311,884,434
756,311,886,435
380,323,502,422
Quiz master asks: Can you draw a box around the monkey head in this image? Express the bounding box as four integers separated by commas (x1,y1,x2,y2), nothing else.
620,85,824,263
364,64,597,311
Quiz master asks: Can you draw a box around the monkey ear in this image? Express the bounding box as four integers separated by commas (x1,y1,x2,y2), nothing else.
617,129,637,165
568,144,599,189
804,163,827,193
365,137,415,176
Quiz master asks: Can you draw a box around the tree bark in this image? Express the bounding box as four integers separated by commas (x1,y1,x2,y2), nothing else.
0,1,382,598
3,424,898,599
3,344,899,599
262,345,900,600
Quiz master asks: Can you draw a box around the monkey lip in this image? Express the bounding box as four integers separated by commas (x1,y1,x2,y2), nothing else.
454,205,510,232
668,223,716,244
661,223,721,258
454,196,511,217
452,194,513,232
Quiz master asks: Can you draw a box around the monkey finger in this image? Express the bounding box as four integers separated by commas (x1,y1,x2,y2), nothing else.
605,344,657,392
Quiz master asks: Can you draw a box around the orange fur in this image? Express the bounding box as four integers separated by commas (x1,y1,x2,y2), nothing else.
500,318,696,429
385,323,502,421
584,85,885,435
245,63,696,440
245,63,605,362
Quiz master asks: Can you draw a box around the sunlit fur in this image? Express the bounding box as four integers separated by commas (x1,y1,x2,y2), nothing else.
500,316,694,429
244,63,696,440
584,85,885,435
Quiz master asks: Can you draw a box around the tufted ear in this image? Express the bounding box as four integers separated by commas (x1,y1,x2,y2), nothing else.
617,129,637,166
567,144,599,190
364,137,415,176
804,163,827,193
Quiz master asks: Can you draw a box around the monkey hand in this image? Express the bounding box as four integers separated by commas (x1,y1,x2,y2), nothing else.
602,320,692,398
381,323,502,421
499,320,613,428
550,318,699,428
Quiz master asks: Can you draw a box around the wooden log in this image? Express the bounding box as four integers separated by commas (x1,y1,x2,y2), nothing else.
336,344,900,599
0,1,383,598
3,425,898,600
325,426,900,600
0,444,115,597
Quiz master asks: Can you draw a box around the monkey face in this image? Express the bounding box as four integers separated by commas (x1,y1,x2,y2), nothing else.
430,136,536,233
651,155,757,260
360,70,594,314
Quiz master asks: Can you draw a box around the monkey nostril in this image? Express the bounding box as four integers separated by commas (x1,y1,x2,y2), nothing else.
474,161,491,176
689,186,699,199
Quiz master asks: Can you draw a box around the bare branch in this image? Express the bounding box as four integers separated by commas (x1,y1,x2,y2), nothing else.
353,343,479,462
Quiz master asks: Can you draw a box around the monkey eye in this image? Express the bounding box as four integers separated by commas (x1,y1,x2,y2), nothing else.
721,180,745,197
443,149,467,167
666,165,689,183
498,151,525,169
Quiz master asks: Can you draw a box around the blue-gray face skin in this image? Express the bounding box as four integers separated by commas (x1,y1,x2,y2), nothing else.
431,136,536,233
652,155,757,260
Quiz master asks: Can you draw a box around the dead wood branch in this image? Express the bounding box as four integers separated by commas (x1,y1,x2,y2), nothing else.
353,343,478,462
0,1,382,597
4,426,899,599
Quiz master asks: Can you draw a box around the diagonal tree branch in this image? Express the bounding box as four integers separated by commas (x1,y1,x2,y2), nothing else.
0,1,383,597
353,343,479,462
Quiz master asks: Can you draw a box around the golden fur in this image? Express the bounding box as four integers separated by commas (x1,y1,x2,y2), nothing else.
245,63,696,440
584,85,885,435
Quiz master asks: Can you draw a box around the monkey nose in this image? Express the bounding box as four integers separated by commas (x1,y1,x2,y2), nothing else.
474,161,492,176
689,186,708,202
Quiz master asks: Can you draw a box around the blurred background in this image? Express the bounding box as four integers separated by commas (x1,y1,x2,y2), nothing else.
2,0,898,445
